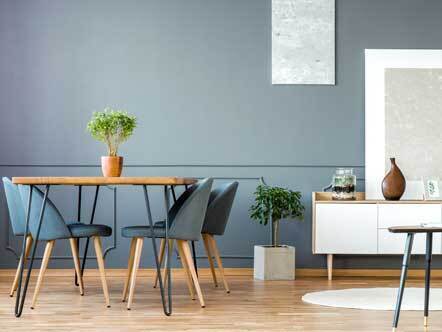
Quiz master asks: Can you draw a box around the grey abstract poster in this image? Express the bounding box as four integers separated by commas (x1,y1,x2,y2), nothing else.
272,0,335,85
385,68,442,179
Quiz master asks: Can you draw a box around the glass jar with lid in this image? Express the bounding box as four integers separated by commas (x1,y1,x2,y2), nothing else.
331,168,356,200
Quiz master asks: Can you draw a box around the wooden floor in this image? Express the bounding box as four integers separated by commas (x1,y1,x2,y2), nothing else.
0,269,440,331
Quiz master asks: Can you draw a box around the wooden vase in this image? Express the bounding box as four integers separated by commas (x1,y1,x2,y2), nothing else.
382,157,406,200
101,156,123,177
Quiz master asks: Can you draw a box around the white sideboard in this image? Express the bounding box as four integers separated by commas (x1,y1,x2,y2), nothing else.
312,192,442,280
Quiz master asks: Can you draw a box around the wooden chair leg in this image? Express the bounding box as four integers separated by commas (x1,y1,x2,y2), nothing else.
30,240,55,309
179,240,205,308
163,239,174,290
176,239,196,300
69,238,84,296
127,237,143,310
202,234,218,287
93,236,110,308
153,238,166,288
122,238,137,302
10,235,33,297
208,235,230,293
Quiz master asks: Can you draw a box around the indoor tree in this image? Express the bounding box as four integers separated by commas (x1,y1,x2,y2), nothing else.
250,178,305,247
87,108,137,157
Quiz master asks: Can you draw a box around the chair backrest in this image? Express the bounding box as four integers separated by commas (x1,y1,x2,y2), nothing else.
201,182,238,236
18,185,71,241
168,184,199,223
2,177,27,236
169,178,213,241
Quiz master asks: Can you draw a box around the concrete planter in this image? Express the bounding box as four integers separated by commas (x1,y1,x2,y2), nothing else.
253,245,295,280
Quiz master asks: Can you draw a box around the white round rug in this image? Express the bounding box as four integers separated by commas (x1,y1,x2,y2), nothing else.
302,288,442,311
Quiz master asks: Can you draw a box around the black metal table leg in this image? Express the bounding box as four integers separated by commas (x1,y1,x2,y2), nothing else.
75,185,82,286
80,185,100,278
164,186,173,307
15,185,50,317
169,186,181,260
424,232,433,327
171,186,177,202
392,232,414,331
142,185,172,315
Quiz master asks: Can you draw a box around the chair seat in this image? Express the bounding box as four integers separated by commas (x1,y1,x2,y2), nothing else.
68,223,112,238
14,231,30,236
14,221,78,236
121,226,166,238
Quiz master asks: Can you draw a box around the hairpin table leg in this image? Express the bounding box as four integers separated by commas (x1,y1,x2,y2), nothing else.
15,185,50,317
80,186,100,278
75,185,82,286
143,185,172,316
424,232,433,327
392,233,414,331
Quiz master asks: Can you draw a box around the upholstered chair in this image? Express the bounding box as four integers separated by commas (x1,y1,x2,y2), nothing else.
18,184,112,309
121,178,213,309
200,181,238,293
3,177,34,297
154,181,238,294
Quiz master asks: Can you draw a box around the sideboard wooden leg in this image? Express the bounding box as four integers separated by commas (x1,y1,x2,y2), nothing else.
327,254,333,280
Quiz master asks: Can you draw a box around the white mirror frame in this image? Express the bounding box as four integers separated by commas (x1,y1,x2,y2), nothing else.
365,49,442,199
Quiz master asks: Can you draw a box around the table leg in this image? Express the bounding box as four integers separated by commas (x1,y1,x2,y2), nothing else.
392,232,414,331
75,185,82,286
171,186,177,202
163,185,173,314
424,232,433,327
80,185,100,277
15,185,50,317
142,185,172,316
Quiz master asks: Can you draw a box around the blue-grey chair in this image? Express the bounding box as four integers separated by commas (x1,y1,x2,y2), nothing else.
154,182,238,294
121,178,213,309
17,184,112,309
200,181,238,293
3,177,34,297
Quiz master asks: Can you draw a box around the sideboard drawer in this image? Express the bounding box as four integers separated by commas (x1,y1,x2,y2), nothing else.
315,204,378,254
378,204,441,228
378,229,442,254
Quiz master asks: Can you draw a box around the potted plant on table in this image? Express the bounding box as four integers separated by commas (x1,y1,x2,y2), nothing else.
250,178,305,280
87,108,137,177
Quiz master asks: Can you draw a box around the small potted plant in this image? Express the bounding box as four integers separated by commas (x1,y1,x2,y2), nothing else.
87,108,137,177
250,178,304,280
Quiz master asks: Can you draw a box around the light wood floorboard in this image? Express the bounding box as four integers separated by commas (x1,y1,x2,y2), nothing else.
1,269,441,331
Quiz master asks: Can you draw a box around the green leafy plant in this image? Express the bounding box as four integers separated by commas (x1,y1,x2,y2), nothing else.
250,179,305,246
87,108,137,156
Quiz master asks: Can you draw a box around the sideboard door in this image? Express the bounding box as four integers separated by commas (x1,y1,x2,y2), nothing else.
378,204,442,254
315,204,378,254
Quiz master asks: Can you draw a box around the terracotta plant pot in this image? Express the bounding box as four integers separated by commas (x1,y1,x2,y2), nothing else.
382,157,406,200
101,156,123,177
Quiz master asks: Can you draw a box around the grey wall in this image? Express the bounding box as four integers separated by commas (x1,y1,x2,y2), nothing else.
1,0,442,269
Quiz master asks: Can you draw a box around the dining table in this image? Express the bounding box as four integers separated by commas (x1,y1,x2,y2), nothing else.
11,176,197,317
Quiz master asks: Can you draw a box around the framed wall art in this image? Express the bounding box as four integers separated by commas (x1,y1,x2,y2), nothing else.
272,0,335,85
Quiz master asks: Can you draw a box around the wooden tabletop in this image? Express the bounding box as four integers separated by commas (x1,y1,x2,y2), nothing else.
389,225,442,233
12,176,198,186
